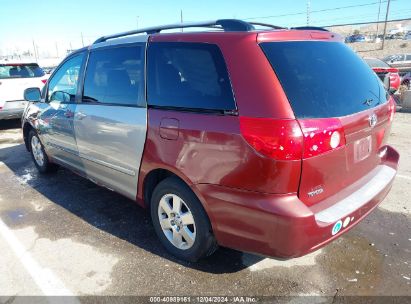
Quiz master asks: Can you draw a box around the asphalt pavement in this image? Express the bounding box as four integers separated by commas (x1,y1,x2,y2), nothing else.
0,113,410,302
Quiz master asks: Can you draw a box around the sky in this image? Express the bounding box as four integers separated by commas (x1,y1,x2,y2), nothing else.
0,0,410,58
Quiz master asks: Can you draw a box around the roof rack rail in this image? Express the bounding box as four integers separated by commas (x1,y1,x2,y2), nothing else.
93,19,255,44
249,22,286,30
291,26,329,32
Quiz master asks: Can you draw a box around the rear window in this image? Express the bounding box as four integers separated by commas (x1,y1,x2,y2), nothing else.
147,42,235,112
260,41,387,118
0,64,45,79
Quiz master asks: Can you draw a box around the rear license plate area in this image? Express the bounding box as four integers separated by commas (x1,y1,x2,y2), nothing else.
354,135,372,162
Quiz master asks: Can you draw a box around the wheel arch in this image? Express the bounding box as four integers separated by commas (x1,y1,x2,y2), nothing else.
140,166,216,229
22,122,35,151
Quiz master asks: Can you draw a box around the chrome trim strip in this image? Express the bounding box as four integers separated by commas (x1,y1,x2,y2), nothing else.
47,142,136,176
315,165,396,224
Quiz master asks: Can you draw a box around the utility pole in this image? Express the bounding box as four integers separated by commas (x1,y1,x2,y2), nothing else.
81,32,85,47
181,9,183,32
55,42,59,58
136,16,140,29
381,0,391,50
32,40,38,62
306,0,311,26
376,0,382,39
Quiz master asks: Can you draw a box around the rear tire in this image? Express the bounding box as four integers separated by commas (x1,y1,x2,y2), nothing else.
150,176,218,262
28,130,56,174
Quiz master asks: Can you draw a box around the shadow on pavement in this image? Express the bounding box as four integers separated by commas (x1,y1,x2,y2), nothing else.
0,143,264,274
0,119,21,130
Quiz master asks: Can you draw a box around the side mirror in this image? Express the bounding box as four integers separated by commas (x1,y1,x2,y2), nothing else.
383,74,391,92
24,87,41,102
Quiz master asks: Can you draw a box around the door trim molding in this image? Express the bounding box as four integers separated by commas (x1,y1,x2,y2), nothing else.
47,142,136,176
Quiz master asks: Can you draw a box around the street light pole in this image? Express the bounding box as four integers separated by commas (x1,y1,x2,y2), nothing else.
381,0,391,50
32,40,38,62
376,0,382,38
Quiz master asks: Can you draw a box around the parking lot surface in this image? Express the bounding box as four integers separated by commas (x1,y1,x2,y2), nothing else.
0,114,410,300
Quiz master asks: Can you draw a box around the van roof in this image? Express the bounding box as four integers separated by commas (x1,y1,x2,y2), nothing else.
93,19,331,45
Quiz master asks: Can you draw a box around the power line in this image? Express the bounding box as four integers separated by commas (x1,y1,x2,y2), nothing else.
321,16,411,28
243,0,396,21
309,8,411,25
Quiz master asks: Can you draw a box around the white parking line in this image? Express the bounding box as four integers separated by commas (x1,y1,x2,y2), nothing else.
0,218,75,296
397,174,411,181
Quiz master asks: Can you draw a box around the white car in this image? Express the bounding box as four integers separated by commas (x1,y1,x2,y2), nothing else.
0,62,48,120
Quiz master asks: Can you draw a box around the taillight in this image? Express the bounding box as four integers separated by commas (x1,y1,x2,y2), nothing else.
239,117,303,160
298,118,346,158
41,79,47,84
388,97,395,122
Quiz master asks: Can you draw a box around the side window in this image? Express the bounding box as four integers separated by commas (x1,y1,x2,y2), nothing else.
83,45,144,107
47,53,84,103
147,42,236,111
406,55,411,61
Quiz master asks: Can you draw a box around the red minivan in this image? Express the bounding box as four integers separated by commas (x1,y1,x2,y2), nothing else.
22,20,399,262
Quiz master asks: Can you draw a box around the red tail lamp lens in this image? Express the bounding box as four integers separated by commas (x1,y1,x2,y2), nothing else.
298,118,346,158
388,97,395,122
239,117,303,160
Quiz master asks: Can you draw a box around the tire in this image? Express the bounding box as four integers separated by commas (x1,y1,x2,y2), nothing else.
28,130,56,174
150,176,218,262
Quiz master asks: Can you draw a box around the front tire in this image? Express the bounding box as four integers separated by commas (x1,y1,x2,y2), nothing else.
28,130,56,173
150,177,217,262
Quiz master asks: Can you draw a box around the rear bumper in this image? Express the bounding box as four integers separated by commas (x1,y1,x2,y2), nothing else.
0,100,26,120
197,145,399,258
0,108,24,120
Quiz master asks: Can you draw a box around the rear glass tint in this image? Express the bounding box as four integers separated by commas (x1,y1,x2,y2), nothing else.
260,41,387,118
0,64,45,79
147,42,235,112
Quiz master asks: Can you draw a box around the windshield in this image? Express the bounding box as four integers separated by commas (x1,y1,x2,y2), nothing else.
0,64,45,79
260,41,387,118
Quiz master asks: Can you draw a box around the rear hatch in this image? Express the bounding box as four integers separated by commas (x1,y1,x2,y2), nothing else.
0,63,46,107
260,40,394,206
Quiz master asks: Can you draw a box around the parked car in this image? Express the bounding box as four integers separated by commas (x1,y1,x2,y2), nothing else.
404,31,411,40
345,34,366,43
42,67,55,74
21,19,399,262
401,72,411,89
383,54,411,75
0,62,47,120
364,57,401,92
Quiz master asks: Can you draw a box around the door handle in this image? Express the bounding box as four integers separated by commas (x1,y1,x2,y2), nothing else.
64,110,74,118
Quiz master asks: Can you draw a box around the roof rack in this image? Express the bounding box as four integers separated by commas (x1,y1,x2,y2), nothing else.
93,19,330,44
290,26,329,32
93,19,255,44
249,22,286,30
